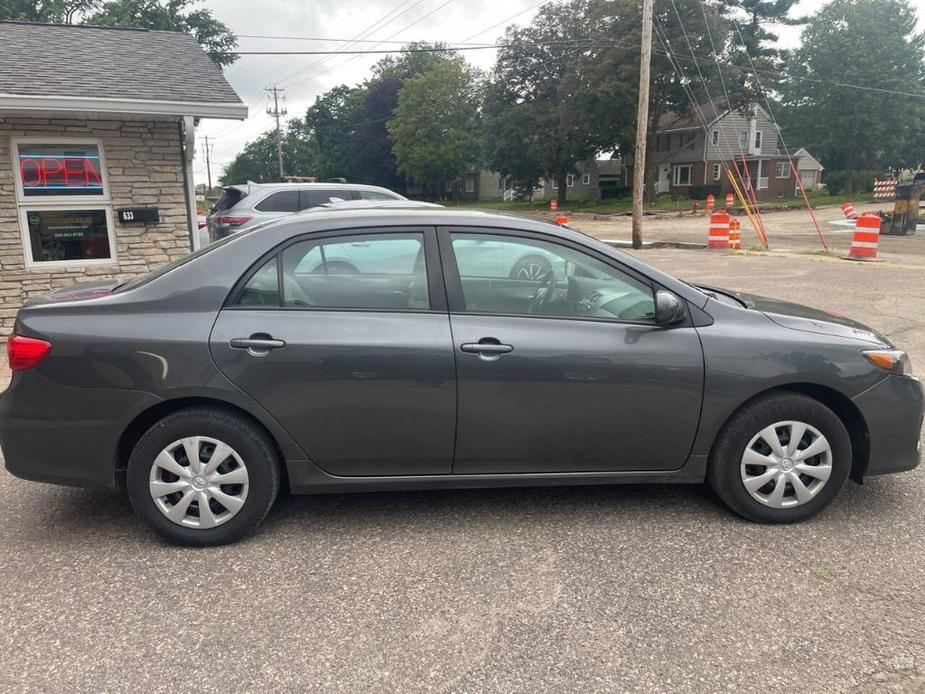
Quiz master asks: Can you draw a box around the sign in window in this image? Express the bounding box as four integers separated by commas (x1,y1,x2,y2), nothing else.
24,209,112,264
17,143,105,197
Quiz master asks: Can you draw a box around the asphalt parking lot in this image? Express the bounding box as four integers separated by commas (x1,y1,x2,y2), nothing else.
1,212,923,693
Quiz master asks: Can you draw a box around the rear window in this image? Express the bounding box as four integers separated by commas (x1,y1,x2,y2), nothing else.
360,190,399,201
211,187,245,213
255,190,300,212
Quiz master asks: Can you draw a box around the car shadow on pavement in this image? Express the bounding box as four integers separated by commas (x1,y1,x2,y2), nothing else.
5,473,912,546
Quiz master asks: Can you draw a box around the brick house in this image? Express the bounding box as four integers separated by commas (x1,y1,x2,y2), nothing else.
633,101,820,200
0,21,245,330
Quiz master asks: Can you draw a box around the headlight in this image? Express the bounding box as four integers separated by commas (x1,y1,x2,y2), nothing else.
863,350,913,376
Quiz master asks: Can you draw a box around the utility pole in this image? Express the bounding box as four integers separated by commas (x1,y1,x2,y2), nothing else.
201,136,213,192
631,0,654,249
266,85,287,180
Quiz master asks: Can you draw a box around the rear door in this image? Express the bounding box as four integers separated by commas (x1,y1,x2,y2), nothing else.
210,226,456,476
440,227,704,474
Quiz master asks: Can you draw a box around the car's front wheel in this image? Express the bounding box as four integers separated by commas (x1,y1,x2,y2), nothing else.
126,408,280,546
708,392,852,523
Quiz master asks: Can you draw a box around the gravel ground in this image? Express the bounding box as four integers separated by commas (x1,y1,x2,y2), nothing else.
1,220,923,693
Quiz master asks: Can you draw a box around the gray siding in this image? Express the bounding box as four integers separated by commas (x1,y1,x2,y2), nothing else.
705,106,780,160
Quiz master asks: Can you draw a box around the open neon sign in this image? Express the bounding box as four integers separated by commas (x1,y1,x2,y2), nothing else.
18,148,104,196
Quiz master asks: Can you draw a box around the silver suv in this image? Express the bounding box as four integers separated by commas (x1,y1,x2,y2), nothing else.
207,182,405,241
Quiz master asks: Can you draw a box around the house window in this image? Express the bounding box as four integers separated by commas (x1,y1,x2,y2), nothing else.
711,130,719,146
465,177,475,193
656,134,672,153
567,174,575,187
581,173,591,185
713,163,722,181
12,138,116,268
673,165,693,186
738,131,748,150
775,161,791,178
754,131,763,150
681,132,696,150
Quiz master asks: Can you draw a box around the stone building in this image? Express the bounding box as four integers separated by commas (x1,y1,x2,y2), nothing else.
0,21,245,330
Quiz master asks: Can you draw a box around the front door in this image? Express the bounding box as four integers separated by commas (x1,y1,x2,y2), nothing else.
209,228,456,477
657,165,670,193
440,228,704,474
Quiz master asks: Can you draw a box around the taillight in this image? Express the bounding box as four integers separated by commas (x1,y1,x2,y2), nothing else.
7,334,52,371
217,215,251,228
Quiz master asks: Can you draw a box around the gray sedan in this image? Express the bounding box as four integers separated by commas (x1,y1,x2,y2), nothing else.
1,208,921,545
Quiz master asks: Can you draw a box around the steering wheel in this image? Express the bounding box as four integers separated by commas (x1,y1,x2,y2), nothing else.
528,268,559,314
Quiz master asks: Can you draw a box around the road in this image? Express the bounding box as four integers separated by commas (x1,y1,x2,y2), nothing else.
1,220,923,693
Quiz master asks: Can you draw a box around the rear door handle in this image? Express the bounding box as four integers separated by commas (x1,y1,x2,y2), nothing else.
230,334,286,356
460,339,513,361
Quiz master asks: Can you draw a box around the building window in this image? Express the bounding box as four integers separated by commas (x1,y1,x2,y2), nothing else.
775,161,791,178
681,132,696,150
12,138,115,268
673,165,693,186
656,134,672,153
581,173,591,185
754,130,763,150
713,163,722,181
738,131,748,150
566,174,575,187
711,130,719,146
465,177,475,193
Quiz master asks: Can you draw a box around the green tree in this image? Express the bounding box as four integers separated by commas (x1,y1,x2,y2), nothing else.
388,57,483,196
780,0,925,184
720,0,806,100
352,44,454,191
290,85,364,180
0,0,237,67
219,131,279,185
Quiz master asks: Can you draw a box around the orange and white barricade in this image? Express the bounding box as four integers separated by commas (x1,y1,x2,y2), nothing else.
708,211,730,249
725,192,734,208
841,202,857,220
550,199,558,212
846,213,881,261
705,193,715,215
728,218,741,250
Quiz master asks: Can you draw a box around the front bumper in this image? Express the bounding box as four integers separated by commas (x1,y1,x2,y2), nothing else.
852,374,924,477
0,372,160,490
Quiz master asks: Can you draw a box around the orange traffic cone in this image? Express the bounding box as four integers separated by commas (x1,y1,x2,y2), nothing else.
708,211,730,249
841,202,857,220
846,213,881,261
705,193,715,215
725,192,734,208
550,199,558,212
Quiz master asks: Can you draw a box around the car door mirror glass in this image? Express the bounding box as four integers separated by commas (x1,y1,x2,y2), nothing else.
655,290,686,325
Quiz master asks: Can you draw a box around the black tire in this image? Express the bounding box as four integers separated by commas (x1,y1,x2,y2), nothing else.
126,407,280,546
708,392,851,523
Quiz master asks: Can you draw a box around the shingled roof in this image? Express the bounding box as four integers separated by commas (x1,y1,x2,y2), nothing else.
0,21,246,119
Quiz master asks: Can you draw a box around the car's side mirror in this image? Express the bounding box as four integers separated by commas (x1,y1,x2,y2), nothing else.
654,290,686,325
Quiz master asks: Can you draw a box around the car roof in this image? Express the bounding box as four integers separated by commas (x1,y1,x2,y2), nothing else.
228,182,402,194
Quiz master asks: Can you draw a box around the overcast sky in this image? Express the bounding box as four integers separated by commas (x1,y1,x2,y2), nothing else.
192,0,921,186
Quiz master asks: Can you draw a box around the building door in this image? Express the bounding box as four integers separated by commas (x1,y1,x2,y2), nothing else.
657,165,670,193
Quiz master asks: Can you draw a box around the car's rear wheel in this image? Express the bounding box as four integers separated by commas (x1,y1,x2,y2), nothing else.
708,392,851,523
126,408,280,546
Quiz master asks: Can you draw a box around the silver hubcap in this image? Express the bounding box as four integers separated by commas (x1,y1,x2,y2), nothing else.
149,436,249,529
740,420,833,508
516,262,549,280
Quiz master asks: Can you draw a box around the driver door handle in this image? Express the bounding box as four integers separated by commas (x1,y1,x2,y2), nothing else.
460,339,513,361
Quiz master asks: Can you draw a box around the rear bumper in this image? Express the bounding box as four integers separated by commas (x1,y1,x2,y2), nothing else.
0,372,160,490
853,375,924,477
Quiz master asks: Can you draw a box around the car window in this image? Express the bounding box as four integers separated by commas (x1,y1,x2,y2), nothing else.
279,233,428,310
235,258,279,306
299,189,354,209
450,232,655,321
254,190,300,212
360,190,398,200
